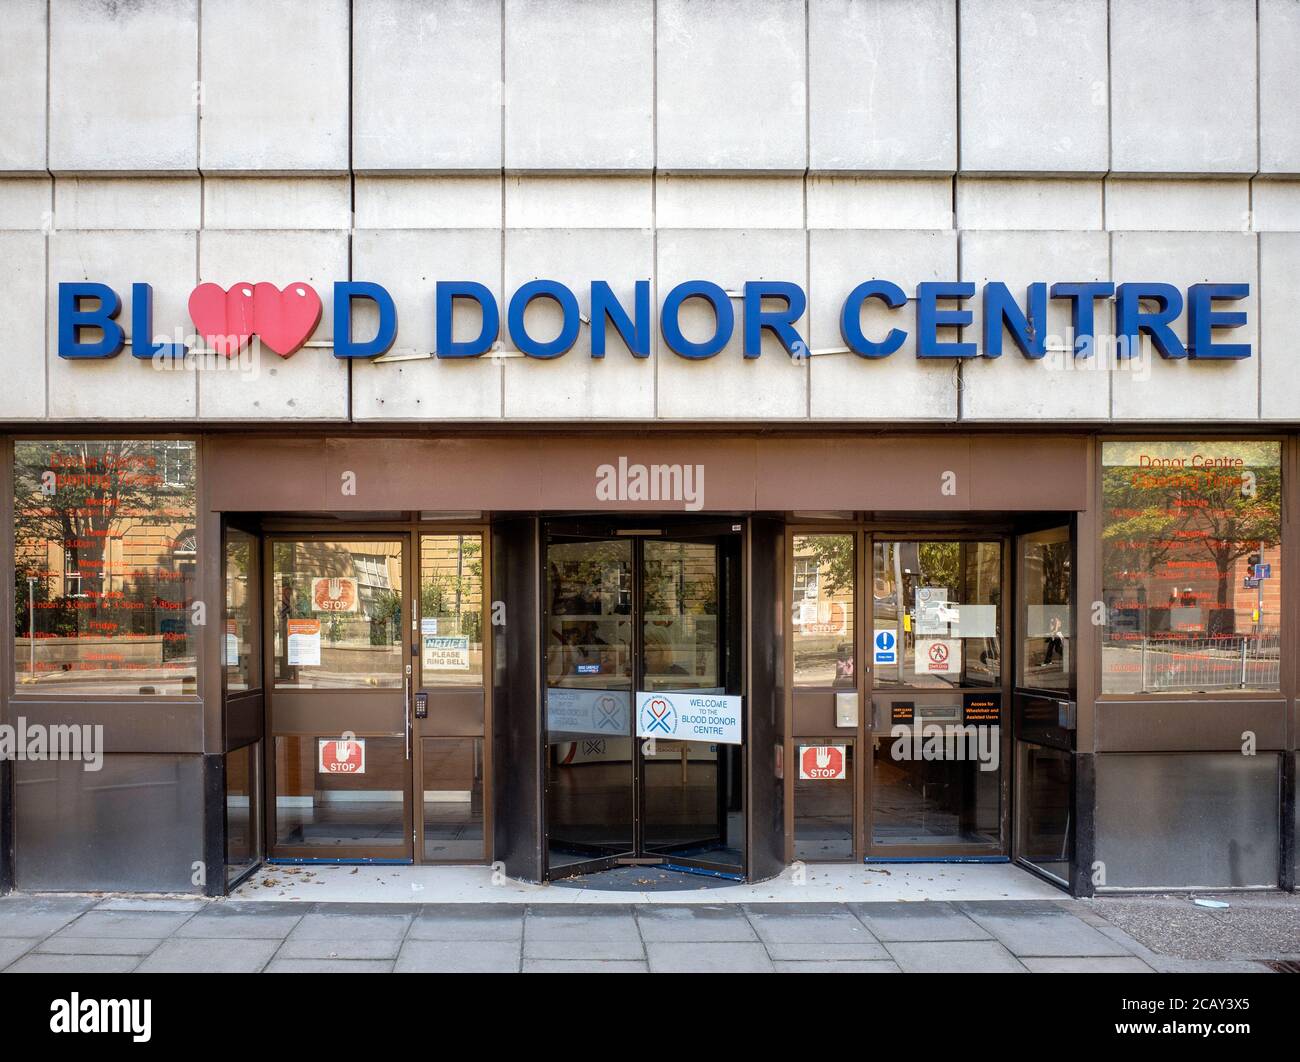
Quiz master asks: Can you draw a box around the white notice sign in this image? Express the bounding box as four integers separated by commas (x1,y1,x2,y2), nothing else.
915,638,961,675
423,635,469,670
287,619,321,666
636,690,742,745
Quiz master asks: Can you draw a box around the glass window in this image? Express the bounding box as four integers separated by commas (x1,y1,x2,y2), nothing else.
1019,527,1072,691
225,530,256,692
1101,441,1281,694
271,540,403,689
422,737,485,861
872,540,1002,690
419,533,483,686
225,741,260,885
794,742,855,860
546,539,633,690
1015,742,1072,886
642,540,718,692
273,735,407,848
14,440,197,695
792,533,855,687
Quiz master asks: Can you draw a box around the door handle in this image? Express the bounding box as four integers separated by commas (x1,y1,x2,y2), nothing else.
404,663,412,760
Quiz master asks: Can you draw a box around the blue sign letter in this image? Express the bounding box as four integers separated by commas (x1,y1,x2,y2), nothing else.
1116,283,1186,359
743,281,807,358
916,282,976,358
1188,283,1250,359
129,283,187,360
590,280,650,358
1049,282,1115,357
507,280,581,359
840,280,907,358
983,282,1047,358
661,280,734,360
436,281,499,358
58,282,124,359
334,281,397,358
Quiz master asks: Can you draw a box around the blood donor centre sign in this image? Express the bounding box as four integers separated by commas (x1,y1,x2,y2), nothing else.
318,737,365,775
56,276,1254,364
636,691,742,745
799,745,847,780
546,688,631,736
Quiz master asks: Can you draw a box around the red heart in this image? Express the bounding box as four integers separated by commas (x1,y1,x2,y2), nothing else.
188,282,256,357
187,281,322,358
253,281,322,358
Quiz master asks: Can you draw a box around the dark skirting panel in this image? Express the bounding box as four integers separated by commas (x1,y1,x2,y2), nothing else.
746,515,786,882
0,759,13,895
491,516,545,882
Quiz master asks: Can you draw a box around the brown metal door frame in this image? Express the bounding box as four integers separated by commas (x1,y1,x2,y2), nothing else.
262,530,415,863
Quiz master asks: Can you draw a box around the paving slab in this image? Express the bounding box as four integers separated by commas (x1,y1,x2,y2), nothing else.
646,941,775,973
408,904,524,941
395,939,521,973
1022,956,1154,973
850,902,992,942
885,940,1027,973
960,907,1130,958
287,911,413,940
174,910,304,939
36,935,161,956
635,905,757,942
265,958,395,974
522,959,648,973
745,903,881,946
276,936,404,960
0,939,38,967
0,896,100,937
6,953,142,974
54,910,195,939
523,939,645,961
523,904,640,942
136,937,279,973
764,941,891,961
774,960,903,973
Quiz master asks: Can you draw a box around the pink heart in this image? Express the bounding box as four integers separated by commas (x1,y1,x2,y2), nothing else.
187,281,322,358
253,281,322,358
188,282,255,357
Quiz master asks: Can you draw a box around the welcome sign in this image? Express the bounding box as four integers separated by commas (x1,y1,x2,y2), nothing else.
57,276,1252,363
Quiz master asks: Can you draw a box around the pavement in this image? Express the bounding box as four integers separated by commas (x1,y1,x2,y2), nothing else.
1,891,1296,972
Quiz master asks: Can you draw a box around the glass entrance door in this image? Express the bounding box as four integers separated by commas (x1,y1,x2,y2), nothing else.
544,523,744,879
266,537,412,861
866,537,1010,856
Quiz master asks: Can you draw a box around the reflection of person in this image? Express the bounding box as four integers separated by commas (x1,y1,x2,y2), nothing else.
644,622,688,682
1041,616,1065,666
834,642,855,688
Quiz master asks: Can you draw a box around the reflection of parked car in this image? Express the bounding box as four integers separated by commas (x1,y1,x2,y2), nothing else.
934,603,961,625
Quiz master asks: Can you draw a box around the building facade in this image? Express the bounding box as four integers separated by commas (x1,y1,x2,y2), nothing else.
1,0,1298,897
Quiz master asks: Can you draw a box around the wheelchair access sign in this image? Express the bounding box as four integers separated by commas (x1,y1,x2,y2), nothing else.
636,691,742,745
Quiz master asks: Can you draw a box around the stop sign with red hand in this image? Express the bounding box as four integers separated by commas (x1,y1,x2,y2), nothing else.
798,745,846,780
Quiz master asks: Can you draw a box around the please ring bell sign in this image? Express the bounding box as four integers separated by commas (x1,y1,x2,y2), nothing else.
636,691,742,745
